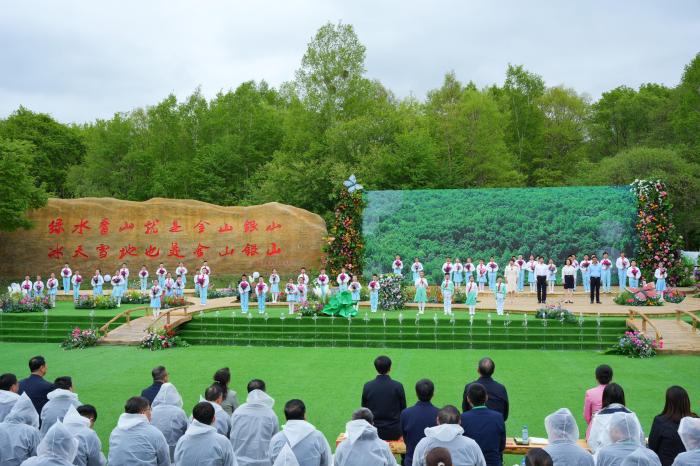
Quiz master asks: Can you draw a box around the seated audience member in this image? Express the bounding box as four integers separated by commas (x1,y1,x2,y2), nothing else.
412,405,486,466
595,412,660,466
214,368,240,416
269,399,332,466
0,373,20,422
401,379,440,466
672,417,700,466
584,364,613,439
460,383,505,466
543,408,594,466
151,383,189,460
334,408,397,466
229,379,279,466
204,384,232,437
589,383,645,453
362,356,407,441
0,393,41,466
649,386,695,466
462,358,509,421
20,421,79,466
425,447,452,466
525,448,553,466
174,401,237,466
62,405,106,466
40,376,81,436
620,448,663,465
18,356,54,415
141,366,169,404
108,396,170,466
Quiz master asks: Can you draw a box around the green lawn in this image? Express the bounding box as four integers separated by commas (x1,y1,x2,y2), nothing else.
2,343,699,463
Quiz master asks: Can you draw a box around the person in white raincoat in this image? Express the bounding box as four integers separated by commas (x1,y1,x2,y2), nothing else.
334,408,397,466
108,396,171,466
61,405,106,466
619,448,662,465
202,385,232,438
269,400,331,466
543,408,594,466
173,401,237,466
0,373,20,422
40,378,81,436
0,393,42,466
19,421,79,466
229,380,279,466
411,406,486,466
151,383,189,461
672,417,700,466
595,412,660,466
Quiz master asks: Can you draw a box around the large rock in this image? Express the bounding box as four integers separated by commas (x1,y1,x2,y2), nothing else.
0,198,327,279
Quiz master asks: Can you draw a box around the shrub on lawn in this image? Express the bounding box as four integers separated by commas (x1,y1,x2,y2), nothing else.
607,330,661,358
61,327,100,350
1,293,50,313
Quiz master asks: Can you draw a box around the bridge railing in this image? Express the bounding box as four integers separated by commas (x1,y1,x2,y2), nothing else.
675,309,700,332
99,306,149,336
627,309,663,343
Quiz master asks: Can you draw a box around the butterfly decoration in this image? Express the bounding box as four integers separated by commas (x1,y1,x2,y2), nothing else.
343,174,363,193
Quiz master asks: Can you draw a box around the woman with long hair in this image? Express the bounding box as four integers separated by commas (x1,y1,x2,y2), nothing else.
649,385,696,466
213,367,239,416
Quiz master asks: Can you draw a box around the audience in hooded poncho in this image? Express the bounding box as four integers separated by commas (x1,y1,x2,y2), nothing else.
107,396,170,466
174,401,237,466
150,383,189,461
0,393,41,466
595,412,661,466
0,373,20,422
61,404,106,466
333,408,397,466
201,384,232,438
672,417,700,466
268,399,332,466
589,383,646,453
542,408,594,466
40,377,81,436
412,405,486,466
229,379,280,466
19,421,79,466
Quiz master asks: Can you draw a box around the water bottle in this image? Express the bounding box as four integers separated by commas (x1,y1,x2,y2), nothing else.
522,424,529,443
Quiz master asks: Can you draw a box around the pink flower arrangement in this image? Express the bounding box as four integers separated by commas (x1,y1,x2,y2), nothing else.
75,276,82,284
602,259,611,267
157,268,166,276
340,273,347,282
369,281,378,290
445,264,452,273
287,285,295,292
517,259,524,267
23,282,30,290
489,263,497,270
121,270,127,277
196,276,205,286
140,270,147,277
318,275,328,284
240,282,249,290
257,283,265,292
298,284,305,292
548,265,556,272
62,268,70,276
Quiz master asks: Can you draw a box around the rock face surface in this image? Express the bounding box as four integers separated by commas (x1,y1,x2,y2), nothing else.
0,198,327,278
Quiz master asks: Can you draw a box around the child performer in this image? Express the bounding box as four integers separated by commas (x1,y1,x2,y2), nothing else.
111,272,124,307
580,255,591,293
175,262,188,287
349,276,362,311
392,255,403,275
285,279,298,315
61,263,72,295
139,266,149,293
476,260,488,292
255,277,269,314
238,275,251,313
368,274,381,313
441,273,454,316
269,269,281,303
119,263,130,290
627,261,641,288
600,252,613,293
494,277,507,316
414,271,428,314
562,259,575,304
526,255,536,293
91,270,103,296
464,258,476,282
46,273,58,308
487,257,499,291
71,271,82,301
174,275,185,297
516,255,525,292
654,263,667,297
453,258,464,288
442,257,453,281
163,273,175,298
196,271,209,306
200,261,211,276
297,276,307,302
547,259,558,294
21,276,32,296
411,258,423,283
616,253,629,291
465,275,478,316
298,267,309,287
33,275,44,298
315,269,330,303
504,259,518,302
156,263,167,289
149,280,162,317
337,268,350,292
570,254,580,291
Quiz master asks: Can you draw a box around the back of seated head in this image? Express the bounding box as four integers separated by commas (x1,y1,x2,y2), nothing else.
351,407,374,424
247,379,266,393
29,356,46,373
374,355,392,374
0,373,17,391
125,396,151,414
595,365,613,385
151,366,167,382
602,383,625,408
525,448,553,466
437,405,460,425
425,447,453,466
205,384,224,402
54,376,72,390
77,404,97,421
416,379,434,402
478,357,495,377
467,383,487,407
192,401,215,425
284,399,306,421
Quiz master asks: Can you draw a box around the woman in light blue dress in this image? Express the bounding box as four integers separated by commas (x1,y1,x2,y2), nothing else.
149,281,162,316
349,276,362,310
368,274,381,313
238,275,251,313
285,279,298,315
453,258,464,287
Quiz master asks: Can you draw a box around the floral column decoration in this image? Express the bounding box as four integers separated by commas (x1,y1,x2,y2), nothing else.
324,175,366,277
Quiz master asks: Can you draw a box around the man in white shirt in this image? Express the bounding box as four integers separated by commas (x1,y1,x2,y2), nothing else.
534,257,550,304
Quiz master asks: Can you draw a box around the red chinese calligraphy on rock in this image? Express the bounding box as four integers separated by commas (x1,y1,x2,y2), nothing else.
118,244,138,259
242,243,259,257
243,220,258,233
218,223,233,233
145,245,160,258
266,242,282,256
218,246,235,257
72,245,88,259
265,221,282,232
167,242,185,259
194,220,210,233
168,220,183,233
48,245,64,260
193,243,210,258
119,221,135,232
96,243,110,259
48,218,64,235
144,220,159,234
99,218,110,235
72,219,90,235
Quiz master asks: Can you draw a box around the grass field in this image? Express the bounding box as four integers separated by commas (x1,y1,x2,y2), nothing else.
2,342,699,463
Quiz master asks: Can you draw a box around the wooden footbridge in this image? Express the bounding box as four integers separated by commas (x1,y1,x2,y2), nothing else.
626,309,700,354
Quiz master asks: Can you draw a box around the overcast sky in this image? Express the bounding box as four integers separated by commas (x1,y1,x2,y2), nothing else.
2,0,699,123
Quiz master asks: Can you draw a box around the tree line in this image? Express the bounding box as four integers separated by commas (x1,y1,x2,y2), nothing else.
1,22,699,248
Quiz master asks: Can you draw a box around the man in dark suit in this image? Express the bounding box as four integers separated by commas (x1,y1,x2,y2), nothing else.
18,355,53,414
462,357,509,421
140,365,168,404
461,383,506,466
361,355,406,440
401,378,440,466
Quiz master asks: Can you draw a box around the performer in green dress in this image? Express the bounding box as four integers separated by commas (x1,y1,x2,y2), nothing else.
414,271,429,314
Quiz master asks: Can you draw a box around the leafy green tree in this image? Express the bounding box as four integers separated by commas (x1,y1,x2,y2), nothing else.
671,52,700,163
0,138,48,231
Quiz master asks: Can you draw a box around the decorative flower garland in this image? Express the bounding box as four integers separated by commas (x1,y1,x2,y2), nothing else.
324,177,366,277
630,179,684,285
